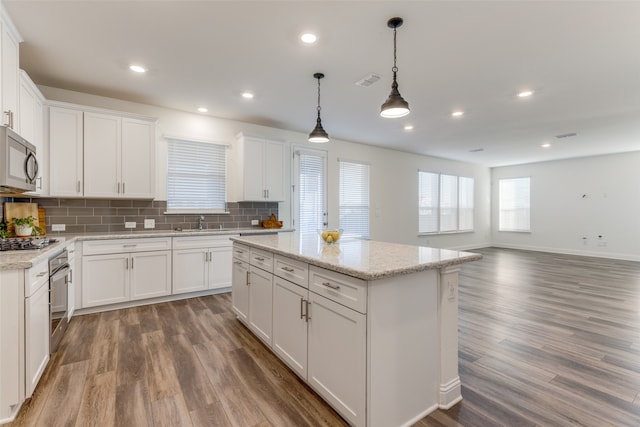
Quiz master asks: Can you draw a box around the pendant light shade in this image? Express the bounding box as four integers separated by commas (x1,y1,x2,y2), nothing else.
380,17,410,118
309,72,329,143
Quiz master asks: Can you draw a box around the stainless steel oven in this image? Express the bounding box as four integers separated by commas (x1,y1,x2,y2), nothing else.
49,249,70,353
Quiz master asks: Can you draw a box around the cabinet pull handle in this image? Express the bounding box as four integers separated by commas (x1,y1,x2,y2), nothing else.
306,300,311,321
123,244,137,248
69,269,73,283
254,256,265,261
321,281,340,290
125,258,129,269
281,266,294,272
246,271,250,285
76,180,81,193
122,182,125,194
4,110,13,129
233,261,243,265
131,257,134,269
117,182,120,193
37,176,42,190
300,298,305,319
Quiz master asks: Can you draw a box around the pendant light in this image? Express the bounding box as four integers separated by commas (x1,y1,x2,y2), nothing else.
380,17,410,118
308,72,329,143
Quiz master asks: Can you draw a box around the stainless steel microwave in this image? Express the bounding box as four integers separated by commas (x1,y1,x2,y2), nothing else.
0,126,38,193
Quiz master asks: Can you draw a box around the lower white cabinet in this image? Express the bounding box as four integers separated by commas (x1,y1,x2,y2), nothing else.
24,259,50,399
273,276,308,379
172,235,237,294
231,257,249,323
248,265,273,345
82,238,172,308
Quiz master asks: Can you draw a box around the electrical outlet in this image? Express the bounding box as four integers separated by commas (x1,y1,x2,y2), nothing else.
125,222,136,229
51,224,66,231
251,219,259,225
144,219,155,229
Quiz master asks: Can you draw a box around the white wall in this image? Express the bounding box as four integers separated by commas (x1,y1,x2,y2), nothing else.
39,85,491,250
491,151,640,261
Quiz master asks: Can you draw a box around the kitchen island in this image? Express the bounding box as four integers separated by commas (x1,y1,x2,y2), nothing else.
229,233,482,427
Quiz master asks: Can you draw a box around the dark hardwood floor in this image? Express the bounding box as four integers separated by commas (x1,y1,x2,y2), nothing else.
9,247,640,426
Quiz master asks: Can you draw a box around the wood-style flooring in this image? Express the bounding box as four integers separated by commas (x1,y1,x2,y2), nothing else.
9,247,640,427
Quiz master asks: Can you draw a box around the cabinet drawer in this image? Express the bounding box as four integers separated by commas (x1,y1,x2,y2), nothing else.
173,234,238,250
232,243,251,263
27,258,49,297
249,247,273,272
274,254,308,288
309,265,367,314
83,237,172,255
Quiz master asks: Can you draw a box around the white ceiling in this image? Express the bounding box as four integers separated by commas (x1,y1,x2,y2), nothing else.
4,0,640,167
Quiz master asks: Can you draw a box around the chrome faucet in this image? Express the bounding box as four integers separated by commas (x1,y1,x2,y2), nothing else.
198,215,205,230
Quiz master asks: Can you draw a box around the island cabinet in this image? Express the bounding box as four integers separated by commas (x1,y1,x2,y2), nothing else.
231,234,482,427
82,238,172,308
172,235,237,294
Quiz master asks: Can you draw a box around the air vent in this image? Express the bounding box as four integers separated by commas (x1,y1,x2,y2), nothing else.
555,132,577,139
469,148,484,153
355,73,382,87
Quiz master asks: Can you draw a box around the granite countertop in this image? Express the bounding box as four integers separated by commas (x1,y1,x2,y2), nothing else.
0,228,291,270
230,233,483,281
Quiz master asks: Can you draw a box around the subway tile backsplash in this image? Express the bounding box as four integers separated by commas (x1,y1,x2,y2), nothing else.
3,197,279,234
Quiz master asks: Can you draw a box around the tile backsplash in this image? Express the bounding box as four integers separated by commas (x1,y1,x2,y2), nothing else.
2,197,279,234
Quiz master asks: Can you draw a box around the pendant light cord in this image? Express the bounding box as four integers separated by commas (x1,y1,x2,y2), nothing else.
392,26,398,74
316,77,322,119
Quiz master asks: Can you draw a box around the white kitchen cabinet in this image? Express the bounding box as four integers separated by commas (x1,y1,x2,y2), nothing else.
172,235,237,295
308,291,366,426
48,106,83,197
19,71,45,195
248,264,273,346
273,276,308,379
231,257,249,323
0,269,24,423
82,238,171,308
24,260,50,398
66,243,76,319
83,112,155,199
1,17,20,132
235,133,286,201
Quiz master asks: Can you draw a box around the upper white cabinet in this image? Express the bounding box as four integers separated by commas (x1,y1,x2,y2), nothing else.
48,106,84,197
19,71,45,195
0,13,20,131
47,103,156,199
84,112,155,198
235,133,286,202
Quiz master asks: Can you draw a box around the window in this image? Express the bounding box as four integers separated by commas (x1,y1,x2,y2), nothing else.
418,171,474,233
166,138,227,213
339,160,369,238
499,177,530,232
293,148,327,233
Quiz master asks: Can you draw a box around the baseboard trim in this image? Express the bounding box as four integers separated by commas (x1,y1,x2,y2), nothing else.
490,243,640,262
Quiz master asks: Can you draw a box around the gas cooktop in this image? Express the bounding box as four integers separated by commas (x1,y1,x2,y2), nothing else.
0,237,58,251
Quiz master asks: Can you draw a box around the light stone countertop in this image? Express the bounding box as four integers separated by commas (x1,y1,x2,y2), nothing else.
230,233,483,281
0,228,290,270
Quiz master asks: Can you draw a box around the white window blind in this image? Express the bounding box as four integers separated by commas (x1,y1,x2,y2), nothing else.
499,177,530,232
296,150,326,233
339,160,370,238
418,171,474,234
167,138,227,212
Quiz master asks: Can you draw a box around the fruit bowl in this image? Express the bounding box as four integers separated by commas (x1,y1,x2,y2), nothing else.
319,229,342,244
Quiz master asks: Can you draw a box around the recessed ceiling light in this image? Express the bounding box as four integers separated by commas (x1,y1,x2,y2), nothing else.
404,125,414,131
241,92,254,99
129,64,147,73
301,33,317,44
541,142,551,148
197,107,208,113
451,111,464,117
517,90,534,98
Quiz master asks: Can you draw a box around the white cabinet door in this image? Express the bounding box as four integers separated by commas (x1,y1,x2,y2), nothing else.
308,292,366,427
231,259,249,323
130,251,171,301
248,265,273,346
121,118,154,198
1,23,19,131
24,280,49,397
208,246,233,290
83,112,120,198
242,137,265,201
172,248,208,294
82,253,129,307
49,107,83,197
273,276,308,379
20,72,45,195
264,141,285,201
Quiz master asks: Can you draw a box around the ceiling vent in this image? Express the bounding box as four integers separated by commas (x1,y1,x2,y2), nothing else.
469,148,484,152
555,132,577,139
355,73,382,87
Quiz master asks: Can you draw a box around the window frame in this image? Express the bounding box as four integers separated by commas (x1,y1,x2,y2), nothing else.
338,158,370,239
418,170,475,235
498,176,531,232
